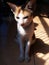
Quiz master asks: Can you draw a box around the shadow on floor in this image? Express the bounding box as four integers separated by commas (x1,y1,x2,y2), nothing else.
30,38,49,55
30,38,49,65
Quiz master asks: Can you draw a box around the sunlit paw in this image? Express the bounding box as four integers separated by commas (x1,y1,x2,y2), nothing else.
25,56,30,62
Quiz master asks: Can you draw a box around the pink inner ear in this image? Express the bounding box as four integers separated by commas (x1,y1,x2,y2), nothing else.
7,2,16,12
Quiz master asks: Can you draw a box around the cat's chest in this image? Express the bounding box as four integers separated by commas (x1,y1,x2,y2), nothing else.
17,24,26,36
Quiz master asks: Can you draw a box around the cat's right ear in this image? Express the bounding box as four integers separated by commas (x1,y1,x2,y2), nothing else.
7,2,17,13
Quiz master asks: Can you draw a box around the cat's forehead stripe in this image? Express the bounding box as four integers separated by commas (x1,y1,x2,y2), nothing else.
17,11,31,18
15,9,31,17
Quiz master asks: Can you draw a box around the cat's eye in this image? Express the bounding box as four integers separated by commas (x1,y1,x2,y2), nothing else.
16,17,19,19
23,16,29,19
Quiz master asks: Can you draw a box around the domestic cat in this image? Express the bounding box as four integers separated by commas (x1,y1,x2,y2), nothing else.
7,2,36,62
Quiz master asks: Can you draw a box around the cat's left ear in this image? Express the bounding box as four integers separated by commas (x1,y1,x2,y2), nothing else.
25,2,33,13
7,2,17,13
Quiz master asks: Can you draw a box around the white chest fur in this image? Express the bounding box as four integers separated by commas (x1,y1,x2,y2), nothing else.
17,24,26,36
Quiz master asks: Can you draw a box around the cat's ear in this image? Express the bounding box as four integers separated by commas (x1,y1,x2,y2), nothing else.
7,2,17,12
25,2,33,13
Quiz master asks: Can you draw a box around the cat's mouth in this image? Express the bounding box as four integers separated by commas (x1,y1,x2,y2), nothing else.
21,21,32,28
21,23,27,27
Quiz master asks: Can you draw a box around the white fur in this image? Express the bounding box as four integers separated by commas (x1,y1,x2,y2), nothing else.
14,11,28,25
17,24,26,36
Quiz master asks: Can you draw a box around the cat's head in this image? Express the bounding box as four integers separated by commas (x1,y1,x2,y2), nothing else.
7,2,33,26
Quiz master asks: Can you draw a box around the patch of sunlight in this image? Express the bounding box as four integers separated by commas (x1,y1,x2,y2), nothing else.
33,16,49,45
44,59,49,65
33,16,42,24
43,53,49,60
36,52,49,65
36,53,44,58
36,53,49,60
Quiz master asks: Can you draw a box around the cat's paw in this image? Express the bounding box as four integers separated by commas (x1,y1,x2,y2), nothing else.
18,56,24,62
25,56,30,62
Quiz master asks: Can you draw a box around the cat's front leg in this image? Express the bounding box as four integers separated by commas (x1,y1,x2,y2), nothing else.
25,40,31,62
17,35,24,62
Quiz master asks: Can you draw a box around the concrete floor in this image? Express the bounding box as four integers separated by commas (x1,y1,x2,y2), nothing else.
0,4,49,65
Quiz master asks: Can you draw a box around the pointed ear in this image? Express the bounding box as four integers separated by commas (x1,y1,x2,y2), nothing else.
7,2,17,12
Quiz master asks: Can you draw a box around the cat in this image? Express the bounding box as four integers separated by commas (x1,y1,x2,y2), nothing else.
7,2,36,62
